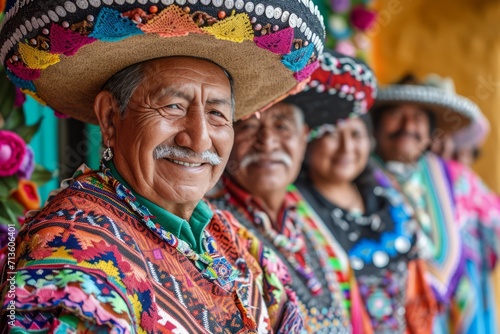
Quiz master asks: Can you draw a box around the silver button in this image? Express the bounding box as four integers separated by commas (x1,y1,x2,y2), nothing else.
255,3,265,16
348,232,359,241
245,2,254,13
76,0,89,9
300,21,306,33
274,7,282,20
281,10,290,23
235,0,244,9
373,251,389,268
288,13,298,28
350,257,364,270
64,1,77,12
265,5,274,18
395,236,411,253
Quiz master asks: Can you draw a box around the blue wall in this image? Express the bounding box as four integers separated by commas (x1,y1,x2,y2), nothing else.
24,97,58,202
24,98,102,202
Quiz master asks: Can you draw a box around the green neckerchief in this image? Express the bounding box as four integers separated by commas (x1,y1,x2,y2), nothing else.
105,161,213,254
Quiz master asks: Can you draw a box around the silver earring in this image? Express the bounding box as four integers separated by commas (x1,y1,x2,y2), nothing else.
103,140,113,161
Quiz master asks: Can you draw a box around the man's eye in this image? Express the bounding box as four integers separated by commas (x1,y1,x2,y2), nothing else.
166,104,180,109
209,110,224,117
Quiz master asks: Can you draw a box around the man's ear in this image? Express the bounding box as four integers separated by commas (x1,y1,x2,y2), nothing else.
94,91,118,147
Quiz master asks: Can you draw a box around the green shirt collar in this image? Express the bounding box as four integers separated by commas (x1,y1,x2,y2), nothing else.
105,161,213,254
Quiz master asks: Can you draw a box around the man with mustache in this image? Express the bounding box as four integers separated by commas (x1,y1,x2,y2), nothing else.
0,0,326,332
208,97,373,332
371,75,500,334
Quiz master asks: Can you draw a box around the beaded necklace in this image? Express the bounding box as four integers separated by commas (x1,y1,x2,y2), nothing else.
252,209,322,296
97,163,239,288
289,185,352,319
215,181,351,331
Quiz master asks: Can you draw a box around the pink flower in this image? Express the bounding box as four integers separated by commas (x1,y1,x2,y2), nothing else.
0,130,26,177
17,146,34,179
350,5,377,31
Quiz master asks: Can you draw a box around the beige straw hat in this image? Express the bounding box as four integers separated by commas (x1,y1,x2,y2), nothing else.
1,0,326,122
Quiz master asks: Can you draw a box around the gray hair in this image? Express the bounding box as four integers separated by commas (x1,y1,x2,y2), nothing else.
102,62,146,116
101,58,235,118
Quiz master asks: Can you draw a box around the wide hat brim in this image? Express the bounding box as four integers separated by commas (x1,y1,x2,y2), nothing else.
374,85,479,133
284,50,377,129
1,0,326,123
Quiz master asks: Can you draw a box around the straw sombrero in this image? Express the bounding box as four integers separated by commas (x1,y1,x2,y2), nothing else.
452,107,489,150
373,75,479,133
0,0,326,123
284,49,377,129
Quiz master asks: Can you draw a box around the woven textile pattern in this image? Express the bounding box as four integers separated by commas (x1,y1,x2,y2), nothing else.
0,168,291,333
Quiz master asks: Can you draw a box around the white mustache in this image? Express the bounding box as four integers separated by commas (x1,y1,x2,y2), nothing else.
240,151,293,169
153,145,223,166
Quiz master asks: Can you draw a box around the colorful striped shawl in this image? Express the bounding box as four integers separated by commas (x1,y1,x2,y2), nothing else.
373,153,464,303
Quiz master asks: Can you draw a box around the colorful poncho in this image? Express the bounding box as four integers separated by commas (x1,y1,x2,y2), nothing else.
208,176,370,334
0,164,301,333
373,152,500,334
446,160,500,334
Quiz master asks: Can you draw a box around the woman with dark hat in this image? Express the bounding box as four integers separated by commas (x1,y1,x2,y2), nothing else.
288,50,437,333
0,0,325,332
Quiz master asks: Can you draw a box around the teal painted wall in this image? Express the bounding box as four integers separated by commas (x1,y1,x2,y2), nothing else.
24,99,103,203
24,97,58,203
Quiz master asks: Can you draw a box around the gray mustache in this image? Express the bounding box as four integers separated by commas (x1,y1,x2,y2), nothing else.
240,151,293,169
153,145,223,166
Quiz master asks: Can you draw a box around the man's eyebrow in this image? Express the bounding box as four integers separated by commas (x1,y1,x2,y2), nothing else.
157,87,231,107
273,112,295,122
158,86,192,101
206,98,232,107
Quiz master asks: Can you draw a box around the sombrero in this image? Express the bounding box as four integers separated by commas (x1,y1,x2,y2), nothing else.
373,74,479,133
284,49,377,129
0,0,326,123
452,106,489,150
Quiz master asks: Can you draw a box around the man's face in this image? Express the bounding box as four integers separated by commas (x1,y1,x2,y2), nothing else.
100,57,233,208
307,117,371,184
227,102,307,196
374,103,432,163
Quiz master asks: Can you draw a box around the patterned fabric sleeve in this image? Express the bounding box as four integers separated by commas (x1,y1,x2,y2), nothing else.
216,209,303,334
0,201,140,333
448,160,500,270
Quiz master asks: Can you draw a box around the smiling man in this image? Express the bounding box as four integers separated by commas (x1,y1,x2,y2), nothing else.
371,75,500,334
0,0,326,332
